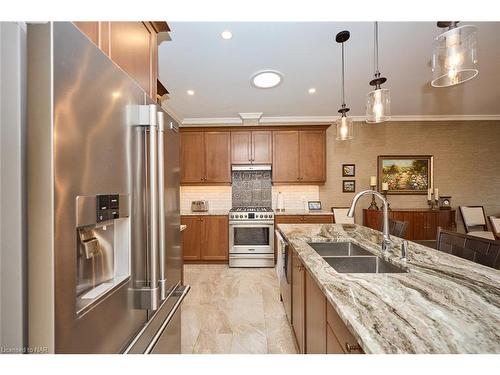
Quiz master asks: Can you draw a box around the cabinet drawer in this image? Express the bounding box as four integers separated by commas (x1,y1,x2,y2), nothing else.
302,215,333,224
326,302,363,354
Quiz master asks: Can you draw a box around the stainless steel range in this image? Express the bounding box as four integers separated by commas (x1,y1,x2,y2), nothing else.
229,207,274,268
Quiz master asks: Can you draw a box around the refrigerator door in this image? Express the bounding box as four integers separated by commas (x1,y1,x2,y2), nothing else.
52,23,148,353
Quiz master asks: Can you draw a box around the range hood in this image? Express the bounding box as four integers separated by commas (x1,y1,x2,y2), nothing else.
232,164,271,171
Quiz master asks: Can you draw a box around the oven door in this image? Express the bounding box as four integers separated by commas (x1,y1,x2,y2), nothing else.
229,221,274,254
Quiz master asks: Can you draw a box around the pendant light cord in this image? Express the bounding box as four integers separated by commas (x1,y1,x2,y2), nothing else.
374,21,380,77
341,41,346,107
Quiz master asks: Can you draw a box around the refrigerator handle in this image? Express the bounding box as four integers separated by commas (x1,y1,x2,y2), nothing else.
147,104,160,309
157,111,167,300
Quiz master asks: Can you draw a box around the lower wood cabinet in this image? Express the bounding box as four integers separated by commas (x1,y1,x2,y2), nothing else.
290,246,364,354
181,215,228,262
291,249,305,354
363,208,456,240
305,271,326,354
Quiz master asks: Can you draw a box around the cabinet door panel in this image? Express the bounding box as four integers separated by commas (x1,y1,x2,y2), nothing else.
299,130,326,183
180,132,205,184
109,22,155,97
326,302,363,354
275,215,304,224
252,131,272,164
327,324,344,354
201,216,229,261
291,250,305,353
305,271,326,354
205,132,231,183
231,131,251,164
181,216,201,261
273,131,300,183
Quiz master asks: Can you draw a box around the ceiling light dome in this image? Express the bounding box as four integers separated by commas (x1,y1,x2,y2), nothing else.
251,70,283,89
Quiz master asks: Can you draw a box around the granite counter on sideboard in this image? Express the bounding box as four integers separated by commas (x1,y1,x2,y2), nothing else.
277,223,500,354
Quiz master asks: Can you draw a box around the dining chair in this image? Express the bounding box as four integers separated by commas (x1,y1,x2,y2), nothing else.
436,227,500,270
331,207,355,224
459,206,495,240
378,218,408,238
488,216,500,240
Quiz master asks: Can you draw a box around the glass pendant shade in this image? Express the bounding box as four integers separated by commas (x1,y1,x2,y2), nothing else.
335,115,353,140
366,88,391,123
431,25,478,87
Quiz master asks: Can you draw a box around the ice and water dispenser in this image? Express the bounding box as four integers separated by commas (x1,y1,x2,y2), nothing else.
75,194,131,314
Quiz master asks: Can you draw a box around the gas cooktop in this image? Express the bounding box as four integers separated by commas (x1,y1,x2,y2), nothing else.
230,206,273,212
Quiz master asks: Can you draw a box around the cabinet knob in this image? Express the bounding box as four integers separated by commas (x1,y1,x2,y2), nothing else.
345,343,362,353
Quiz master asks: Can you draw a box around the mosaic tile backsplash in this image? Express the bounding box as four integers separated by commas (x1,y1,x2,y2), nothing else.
232,170,272,207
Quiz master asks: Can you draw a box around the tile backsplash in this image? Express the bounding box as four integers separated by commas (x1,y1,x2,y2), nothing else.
180,186,232,211
271,185,320,210
180,184,320,212
231,170,272,207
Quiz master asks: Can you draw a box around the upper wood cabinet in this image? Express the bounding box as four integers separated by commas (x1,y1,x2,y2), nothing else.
273,129,326,184
73,21,169,99
180,131,231,185
231,130,272,164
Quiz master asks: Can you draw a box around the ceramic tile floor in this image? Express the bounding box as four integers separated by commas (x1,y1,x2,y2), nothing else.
181,264,297,354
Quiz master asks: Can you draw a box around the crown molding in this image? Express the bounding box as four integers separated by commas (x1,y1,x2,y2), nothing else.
180,114,500,126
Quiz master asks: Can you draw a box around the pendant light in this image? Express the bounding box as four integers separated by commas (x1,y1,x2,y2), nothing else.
335,30,353,141
366,22,391,123
431,21,478,87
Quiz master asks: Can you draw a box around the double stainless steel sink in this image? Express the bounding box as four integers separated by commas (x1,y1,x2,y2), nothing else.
307,242,408,274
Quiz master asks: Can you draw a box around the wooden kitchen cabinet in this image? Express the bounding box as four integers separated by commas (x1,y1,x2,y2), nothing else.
231,130,272,164
363,208,456,241
180,131,231,185
291,249,305,353
305,271,326,354
272,131,300,182
181,215,229,262
73,21,169,99
180,216,202,261
275,215,333,224
273,129,327,184
326,302,364,354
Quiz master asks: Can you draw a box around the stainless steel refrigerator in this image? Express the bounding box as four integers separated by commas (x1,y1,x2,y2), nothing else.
26,22,188,354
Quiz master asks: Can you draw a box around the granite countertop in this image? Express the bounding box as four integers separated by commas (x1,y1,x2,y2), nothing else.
274,209,333,216
180,210,229,216
180,225,187,232
277,223,500,354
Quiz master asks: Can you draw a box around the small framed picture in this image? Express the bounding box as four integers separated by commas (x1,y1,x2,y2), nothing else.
342,180,356,193
342,164,355,177
308,201,322,211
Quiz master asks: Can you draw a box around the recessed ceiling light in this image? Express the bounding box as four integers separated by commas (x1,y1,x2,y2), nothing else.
251,70,283,89
221,30,233,40
187,90,195,96
308,88,316,94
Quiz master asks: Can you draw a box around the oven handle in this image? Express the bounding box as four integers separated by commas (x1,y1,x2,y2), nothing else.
229,221,274,226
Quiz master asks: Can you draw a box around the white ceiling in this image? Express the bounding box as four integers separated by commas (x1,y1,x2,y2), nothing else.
158,22,500,123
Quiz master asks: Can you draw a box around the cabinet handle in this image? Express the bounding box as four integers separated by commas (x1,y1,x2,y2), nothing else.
345,343,361,353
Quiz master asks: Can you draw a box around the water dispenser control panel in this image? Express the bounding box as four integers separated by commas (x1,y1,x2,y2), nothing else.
96,194,120,223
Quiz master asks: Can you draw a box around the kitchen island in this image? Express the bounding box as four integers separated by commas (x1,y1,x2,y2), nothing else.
277,223,500,354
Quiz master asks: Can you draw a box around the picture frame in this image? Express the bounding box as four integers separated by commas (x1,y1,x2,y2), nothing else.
377,155,433,195
342,180,356,193
308,201,322,211
342,164,355,177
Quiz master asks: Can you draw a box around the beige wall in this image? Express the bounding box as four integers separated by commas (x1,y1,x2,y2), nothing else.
319,121,500,232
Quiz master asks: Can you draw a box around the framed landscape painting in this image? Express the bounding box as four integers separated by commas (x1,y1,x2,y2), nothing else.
377,155,433,195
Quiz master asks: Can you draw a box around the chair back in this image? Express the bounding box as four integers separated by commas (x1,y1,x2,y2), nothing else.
459,206,488,232
379,218,408,238
488,216,500,240
331,207,355,224
436,228,500,269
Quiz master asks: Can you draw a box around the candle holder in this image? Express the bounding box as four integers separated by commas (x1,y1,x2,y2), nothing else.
382,190,391,210
427,196,439,211
368,186,379,210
